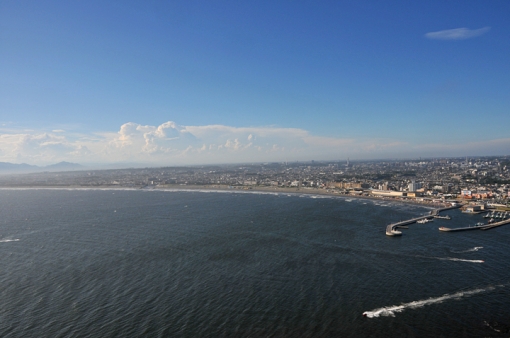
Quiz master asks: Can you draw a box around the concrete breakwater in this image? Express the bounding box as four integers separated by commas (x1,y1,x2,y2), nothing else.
385,204,462,236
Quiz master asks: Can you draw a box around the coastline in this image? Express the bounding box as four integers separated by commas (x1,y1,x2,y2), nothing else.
160,184,452,208
0,184,451,209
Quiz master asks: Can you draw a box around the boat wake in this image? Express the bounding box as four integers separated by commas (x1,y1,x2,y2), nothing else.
440,257,484,263
451,246,483,253
415,255,484,263
363,286,497,318
0,238,20,243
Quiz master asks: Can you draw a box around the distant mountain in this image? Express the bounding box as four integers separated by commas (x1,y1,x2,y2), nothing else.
44,161,84,171
0,162,39,174
0,161,84,174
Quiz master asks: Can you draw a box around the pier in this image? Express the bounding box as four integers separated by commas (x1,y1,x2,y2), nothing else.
480,218,510,230
439,218,510,232
438,225,486,232
385,204,461,236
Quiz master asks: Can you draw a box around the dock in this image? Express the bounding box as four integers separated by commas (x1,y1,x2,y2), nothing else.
438,217,510,232
480,218,510,231
385,204,461,236
438,225,486,232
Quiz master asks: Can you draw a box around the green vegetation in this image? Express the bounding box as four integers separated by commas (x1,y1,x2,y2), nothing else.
479,176,510,185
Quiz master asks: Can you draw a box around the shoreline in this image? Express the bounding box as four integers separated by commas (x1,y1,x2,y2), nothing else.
0,184,453,209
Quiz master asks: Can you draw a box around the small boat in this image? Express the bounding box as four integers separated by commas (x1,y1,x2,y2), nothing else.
475,222,484,226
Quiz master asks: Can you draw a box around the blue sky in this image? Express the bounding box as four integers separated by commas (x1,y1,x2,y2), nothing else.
1,1,509,165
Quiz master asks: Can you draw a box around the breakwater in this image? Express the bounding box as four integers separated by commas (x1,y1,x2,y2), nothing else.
385,204,462,236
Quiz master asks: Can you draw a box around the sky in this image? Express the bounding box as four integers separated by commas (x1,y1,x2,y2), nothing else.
1,0,509,166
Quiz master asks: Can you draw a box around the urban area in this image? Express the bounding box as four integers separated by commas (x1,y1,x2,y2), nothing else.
1,156,509,209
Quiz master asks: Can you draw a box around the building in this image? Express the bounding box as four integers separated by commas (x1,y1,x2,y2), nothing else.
408,180,421,192
371,189,404,197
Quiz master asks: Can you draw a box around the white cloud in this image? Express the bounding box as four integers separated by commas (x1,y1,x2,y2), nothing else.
0,121,509,166
0,132,87,164
425,27,490,40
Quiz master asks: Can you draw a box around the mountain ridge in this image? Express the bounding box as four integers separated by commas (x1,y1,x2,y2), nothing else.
0,161,84,174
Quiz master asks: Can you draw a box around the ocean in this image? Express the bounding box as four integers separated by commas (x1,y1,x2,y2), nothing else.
0,189,508,337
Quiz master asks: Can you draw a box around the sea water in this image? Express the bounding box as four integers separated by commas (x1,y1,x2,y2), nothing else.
0,189,508,337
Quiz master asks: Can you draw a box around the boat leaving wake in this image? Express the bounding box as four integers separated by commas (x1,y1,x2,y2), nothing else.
363,286,497,318
437,257,484,263
415,255,484,263
451,246,483,253
0,238,20,243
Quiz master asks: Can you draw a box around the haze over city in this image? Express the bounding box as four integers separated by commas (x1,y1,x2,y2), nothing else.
1,1,509,166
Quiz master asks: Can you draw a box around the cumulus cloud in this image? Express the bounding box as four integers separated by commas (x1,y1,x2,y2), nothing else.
425,27,490,40
0,132,87,164
0,121,509,165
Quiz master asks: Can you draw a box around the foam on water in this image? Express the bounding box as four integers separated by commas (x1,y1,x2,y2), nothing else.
0,238,20,243
440,257,485,263
416,255,484,263
363,286,498,318
451,246,483,253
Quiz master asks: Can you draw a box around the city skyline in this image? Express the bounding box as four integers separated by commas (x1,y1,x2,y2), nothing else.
1,1,509,165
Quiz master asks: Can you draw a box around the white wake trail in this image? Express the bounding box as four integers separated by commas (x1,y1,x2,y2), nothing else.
439,257,484,263
363,286,496,318
415,255,484,263
0,238,20,243
451,246,483,253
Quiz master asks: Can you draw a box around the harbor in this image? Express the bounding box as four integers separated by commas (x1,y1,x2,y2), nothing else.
385,202,510,236
385,204,461,236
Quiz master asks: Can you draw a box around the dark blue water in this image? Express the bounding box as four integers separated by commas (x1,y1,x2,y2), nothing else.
0,189,508,337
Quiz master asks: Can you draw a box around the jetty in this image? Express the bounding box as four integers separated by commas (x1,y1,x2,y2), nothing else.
438,217,510,232
385,204,461,236
480,218,510,231
438,225,486,232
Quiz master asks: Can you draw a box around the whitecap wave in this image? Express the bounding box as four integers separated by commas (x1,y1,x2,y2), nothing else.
451,247,483,253
363,286,496,318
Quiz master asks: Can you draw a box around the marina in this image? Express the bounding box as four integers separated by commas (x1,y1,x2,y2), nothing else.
483,211,508,219
386,203,510,236
385,204,461,236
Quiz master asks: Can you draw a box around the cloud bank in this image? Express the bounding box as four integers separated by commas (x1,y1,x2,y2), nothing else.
425,27,490,40
0,121,509,166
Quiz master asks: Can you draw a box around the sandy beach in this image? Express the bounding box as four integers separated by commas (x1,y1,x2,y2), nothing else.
0,183,457,209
